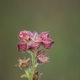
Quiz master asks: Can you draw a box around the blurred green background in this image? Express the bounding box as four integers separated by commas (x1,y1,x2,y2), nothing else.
0,0,80,80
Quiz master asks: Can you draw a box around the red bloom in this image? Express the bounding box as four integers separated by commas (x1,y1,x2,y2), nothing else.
18,30,33,41
17,41,27,52
36,51,49,64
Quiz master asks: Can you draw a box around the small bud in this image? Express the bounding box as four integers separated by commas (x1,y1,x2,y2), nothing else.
33,72,40,80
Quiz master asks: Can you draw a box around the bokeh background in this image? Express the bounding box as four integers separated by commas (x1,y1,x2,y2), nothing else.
0,0,80,80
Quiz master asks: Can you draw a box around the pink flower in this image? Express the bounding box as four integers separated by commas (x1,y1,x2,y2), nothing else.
40,32,49,40
40,32,54,49
42,38,54,49
17,30,54,52
36,51,49,64
17,41,27,52
18,30,33,41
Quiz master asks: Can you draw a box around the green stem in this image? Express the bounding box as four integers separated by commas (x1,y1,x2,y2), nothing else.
27,51,37,80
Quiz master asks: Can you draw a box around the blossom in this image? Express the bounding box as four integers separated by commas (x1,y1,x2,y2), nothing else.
17,58,31,69
17,41,27,52
40,32,49,40
42,38,54,49
36,51,49,64
18,30,32,41
17,30,54,52
40,32,54,49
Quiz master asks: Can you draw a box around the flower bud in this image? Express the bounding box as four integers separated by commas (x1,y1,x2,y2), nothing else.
17,58,31,69
33,72,40,80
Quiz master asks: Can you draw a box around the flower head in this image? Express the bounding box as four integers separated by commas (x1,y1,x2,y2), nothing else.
36,51,49,64
42,38,54,49
40,32,49,40
17,58,31,69
17,30,54,52
17,41,27,52
40,31,54,49
18,30,32,41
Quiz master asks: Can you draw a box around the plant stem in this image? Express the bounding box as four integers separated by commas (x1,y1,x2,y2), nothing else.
27,51,37,80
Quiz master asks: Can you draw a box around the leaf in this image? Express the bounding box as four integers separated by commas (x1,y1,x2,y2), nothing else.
21,74,27,78
35,63,38,68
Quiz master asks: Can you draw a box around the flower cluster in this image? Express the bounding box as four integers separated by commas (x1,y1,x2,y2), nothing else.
16,30,54,80
17,30,54,52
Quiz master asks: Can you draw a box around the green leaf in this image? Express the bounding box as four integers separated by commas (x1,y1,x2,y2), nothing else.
35,63,38,68
21,74,27,78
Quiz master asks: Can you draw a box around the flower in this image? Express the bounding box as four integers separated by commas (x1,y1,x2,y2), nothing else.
17,58,31,69
17,41,27,52
40,32,49,40
18,30,32,41
40,32,54,49
36,51,49,64
42,38,54,49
